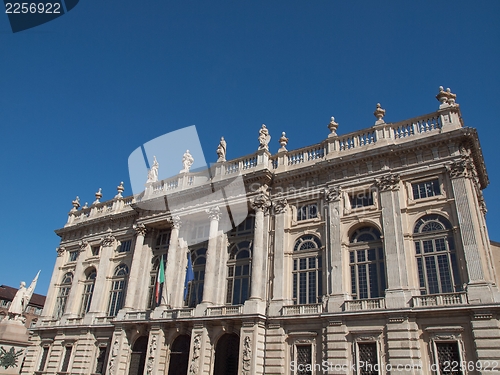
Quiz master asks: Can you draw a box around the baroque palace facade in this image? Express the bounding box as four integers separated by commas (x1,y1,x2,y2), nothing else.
24,88,500,375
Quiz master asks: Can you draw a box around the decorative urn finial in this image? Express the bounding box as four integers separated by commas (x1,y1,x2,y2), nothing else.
93,188,102,205
278,132,288,152
374,103,386,124
436,86,458,108
328,116,339,137
115,182,124,198
71,196,80,212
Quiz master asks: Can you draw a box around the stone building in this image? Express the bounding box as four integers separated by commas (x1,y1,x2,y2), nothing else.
23,88,500,375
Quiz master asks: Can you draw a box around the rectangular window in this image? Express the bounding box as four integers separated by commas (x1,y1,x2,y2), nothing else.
435,342,463,375
350,191,374,208
297,204,318,221
118,240,132,253
91,246,100,256
412,179,441,200
69,251,79,262
60,346,73,372
38,346,49,372
357,342,379,375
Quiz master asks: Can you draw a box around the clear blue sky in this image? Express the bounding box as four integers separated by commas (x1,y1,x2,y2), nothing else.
1,1,499,296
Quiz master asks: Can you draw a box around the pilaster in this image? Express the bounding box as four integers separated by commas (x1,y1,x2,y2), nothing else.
63,240,90,318
385,316,422,375
164,217,180,307
375,174,413,308
323,320,349,371
240,321,266,375
201,206,221,305
470,311,500,372
124,223,147,310
42,246,66,318
89,232,117,315
264,323,286,375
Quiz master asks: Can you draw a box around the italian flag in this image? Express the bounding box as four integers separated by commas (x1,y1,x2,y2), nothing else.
155,254,165,306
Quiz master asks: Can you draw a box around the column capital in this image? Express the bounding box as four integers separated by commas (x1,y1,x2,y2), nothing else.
56,246,66,257
446,158,474,179
100,232,116,247
251,193,271,213
78,240,89,252
375,173,400,191
324,186,342,202
206,206,221,221
167,215,182,229
272,193,287,214
133,222,147,236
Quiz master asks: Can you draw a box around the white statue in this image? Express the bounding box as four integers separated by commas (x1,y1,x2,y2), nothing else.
147,156,159,183
258,124,271,151
216,137,227,162
8,271,40,319
180,150,194,173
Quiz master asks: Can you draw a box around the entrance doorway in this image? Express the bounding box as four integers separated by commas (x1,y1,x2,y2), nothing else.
213,333,239,375
128,336,148,375
167,334,190,375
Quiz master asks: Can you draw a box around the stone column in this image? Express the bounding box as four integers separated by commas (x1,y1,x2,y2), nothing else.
201,206,221,305
447,159,496,303
89,232,116,315
269,193,289,315
164,216,181,307
375,174,412,308
325,187,348,312
124,223,147,310
213,232,229,306
137,231,157,310
64,240,90,318
41,246,66,318
249,191,271,301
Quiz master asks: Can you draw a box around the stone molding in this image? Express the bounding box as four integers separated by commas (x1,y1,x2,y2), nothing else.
272,193,287,214
206,206,221,221
374,173,400,191
167,215,182,229
324,186,342,202
133,223,147,236
251,193,271,213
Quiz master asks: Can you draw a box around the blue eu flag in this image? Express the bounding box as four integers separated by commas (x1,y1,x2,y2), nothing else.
184,252,195,301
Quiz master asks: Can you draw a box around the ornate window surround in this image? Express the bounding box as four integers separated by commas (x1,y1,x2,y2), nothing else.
350,330,383,375
343,186,379,215
405,174,446,206
288,331,318,375
425,326,465,375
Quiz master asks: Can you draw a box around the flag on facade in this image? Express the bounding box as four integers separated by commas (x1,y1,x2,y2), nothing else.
184,252,195,301
155,254,165,306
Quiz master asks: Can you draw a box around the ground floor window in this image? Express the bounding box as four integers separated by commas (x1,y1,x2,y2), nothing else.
356,342,379,375
435,341,463,375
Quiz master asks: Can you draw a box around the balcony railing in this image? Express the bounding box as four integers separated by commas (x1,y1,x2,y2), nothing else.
412,292,468,307
206,305,243,316
344,298,386,311
124,311,150,320
160,308,194,319
282,303,323,316
65,107,459,228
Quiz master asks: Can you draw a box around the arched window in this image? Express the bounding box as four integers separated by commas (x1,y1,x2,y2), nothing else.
226,241,251,305
292,235,323,305
54,272,73,319
349,227,386,300
108,264,128,316
413,215,461,295
80,268,96,316
186,248,206,307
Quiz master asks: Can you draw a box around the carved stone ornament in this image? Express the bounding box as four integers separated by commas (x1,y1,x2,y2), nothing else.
216,137,227,162
446,158,474,179
328,116,339,136
272,193,287,214
374,173,400,191
258,124,271,151
100,232,116,247
325,186,342,202
374,103,386,124
167,215,182,229
115,181,125,198
206,206,221,221
278,132,288,152
251,193,272,212
56,246,66,257
93,188,103,205
71,196,80,212
108,338,119,375
146,335,157,375
436,86,458,108
242,336,252,375
133,223,147,236
180,150,194,173
79,240,89,252
189,334,202,375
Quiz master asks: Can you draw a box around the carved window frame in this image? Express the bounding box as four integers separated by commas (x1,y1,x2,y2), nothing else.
426,327,465,375
37,342,52,372
292,201,322,225
288,332,318,375
343,186,379,215
351,332,383,375
406,175,446,206
292,235,324,305
94,340,110,375
59,340,76,373
116,238,134,254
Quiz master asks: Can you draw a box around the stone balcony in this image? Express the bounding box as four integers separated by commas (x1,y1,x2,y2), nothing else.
282,303,323,316
344,298,386,311
64,103,463,228
411,292,468,307
206,305,243,316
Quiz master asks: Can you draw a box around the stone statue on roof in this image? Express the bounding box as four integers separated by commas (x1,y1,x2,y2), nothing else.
216,137,227,162
147,156,159,183
258,124,271,151
180,150,194,173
